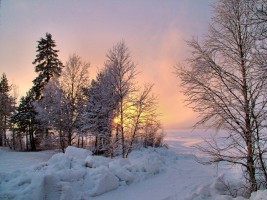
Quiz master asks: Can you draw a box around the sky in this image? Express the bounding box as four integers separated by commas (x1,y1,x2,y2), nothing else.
0,0,214,130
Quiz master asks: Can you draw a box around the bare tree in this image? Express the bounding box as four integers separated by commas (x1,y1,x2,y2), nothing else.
175,0,267,194
105,41,138,158
125,84,160,157
60,54,90,146
82,41,163,158
249,0,267,39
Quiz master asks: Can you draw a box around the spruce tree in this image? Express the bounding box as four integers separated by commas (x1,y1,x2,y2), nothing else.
0,73,13,146
11,89,37,150
32,32,64,99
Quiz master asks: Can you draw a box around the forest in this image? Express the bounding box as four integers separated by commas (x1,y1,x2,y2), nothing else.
0,37,164,158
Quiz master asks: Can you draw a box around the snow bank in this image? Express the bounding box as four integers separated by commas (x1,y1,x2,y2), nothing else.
65,145,92,160
0,146,177,200
186,175,267,200
249,190,267,200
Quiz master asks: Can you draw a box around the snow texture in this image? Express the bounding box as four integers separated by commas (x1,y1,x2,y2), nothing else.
1,130,267,200
0,146,177,200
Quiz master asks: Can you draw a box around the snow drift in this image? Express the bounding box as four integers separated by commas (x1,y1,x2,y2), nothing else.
0,146,177,200
1,145,267,200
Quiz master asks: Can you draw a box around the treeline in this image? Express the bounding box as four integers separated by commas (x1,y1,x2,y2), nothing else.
0,33,163,158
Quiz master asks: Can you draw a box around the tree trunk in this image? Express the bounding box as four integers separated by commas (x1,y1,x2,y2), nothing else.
19,137,23,151
81,135,84,148
0,129,2,146
12,130,16,150
29,124,36,151
26,132,29,151
68,130,72,146
247,137,257,192
3,115,7,146
59,129,65,153
94,136,98,154
120,102,126,158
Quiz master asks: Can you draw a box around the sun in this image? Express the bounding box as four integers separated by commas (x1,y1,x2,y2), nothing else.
113,116,120,124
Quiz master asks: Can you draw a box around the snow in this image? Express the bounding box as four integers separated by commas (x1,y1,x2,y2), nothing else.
65,145,92,160
1,130,267,200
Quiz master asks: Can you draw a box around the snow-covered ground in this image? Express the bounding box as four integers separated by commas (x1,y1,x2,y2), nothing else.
0,129,266,200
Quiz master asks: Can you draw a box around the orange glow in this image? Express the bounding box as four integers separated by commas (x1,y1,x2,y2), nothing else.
0,1,211,131
113,116,120,125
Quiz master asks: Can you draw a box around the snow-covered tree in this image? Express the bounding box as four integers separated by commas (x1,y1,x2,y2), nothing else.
80,41,163,158
34,79,68,152
28,33,64,148
105,41,138,158
34,54,90,150
176,0,267,193
11,89,37,151
60,54,90,146
80,68,118,156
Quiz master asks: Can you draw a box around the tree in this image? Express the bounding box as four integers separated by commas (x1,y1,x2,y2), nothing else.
124,84,162,157
79,42,163,158
105,41,138,158
249,0,267,39
175,0,267,194
29,33,64,148
33,79,68,152
0,73,14,146
32,32,64,100
80,68,118,156
9,83,19,150
34,54,90,150
60,54,90,146
11,89,38,151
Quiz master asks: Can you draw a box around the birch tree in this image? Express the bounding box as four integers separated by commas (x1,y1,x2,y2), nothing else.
60,54,90,146
176,0,267,193
105,41,138,158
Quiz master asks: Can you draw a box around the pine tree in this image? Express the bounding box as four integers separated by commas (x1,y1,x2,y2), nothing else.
0,73,13,146
32,32,64,100
11,89,37,150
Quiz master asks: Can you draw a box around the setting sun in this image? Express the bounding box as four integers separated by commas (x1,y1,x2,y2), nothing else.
113,116,120,125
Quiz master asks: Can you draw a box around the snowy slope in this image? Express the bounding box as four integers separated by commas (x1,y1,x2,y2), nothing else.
0,130,267,200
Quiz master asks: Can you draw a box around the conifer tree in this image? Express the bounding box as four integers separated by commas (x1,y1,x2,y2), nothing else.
32,32,64,99
0,73,13,146
11,89,37,150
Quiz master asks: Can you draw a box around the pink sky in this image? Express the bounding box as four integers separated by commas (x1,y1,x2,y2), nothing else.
0,0,213,130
